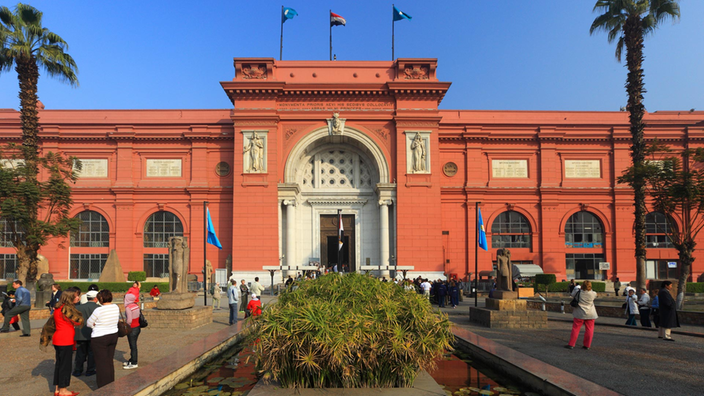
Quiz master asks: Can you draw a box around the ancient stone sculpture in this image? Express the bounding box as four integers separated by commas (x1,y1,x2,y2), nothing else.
168,236,190,293
244,132,264,172
411,133,426,173
496,248,513,292
37,273,55,291
328,112,345,135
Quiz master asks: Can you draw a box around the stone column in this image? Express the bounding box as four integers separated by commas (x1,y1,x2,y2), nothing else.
379,199,391,278
283,200,297,277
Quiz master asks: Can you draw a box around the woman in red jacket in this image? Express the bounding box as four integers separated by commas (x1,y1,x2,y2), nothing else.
53,289,84,396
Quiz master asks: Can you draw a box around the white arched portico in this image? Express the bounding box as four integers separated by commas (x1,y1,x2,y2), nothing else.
279,127,396,276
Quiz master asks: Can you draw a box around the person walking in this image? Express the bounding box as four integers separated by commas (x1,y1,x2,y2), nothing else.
87,290,120,388
1,290,20,331
436,281,447,308
565,280,598,350
227,279,240,325
637,288,652,327
239,279,249,312
0,279,31,336
51,289,84,396
658,281,679,341
73,290,99,377
123,293,141,370
625,289,639,326
613,277,621,296
211,282,222,310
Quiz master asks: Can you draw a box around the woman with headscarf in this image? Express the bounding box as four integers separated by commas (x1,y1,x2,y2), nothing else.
246,294,262,317
123,293,141,370
52,289,84,395
658,281,679,341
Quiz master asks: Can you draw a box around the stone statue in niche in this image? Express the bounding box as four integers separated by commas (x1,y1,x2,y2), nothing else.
496,248,513,292
411,133,426,173
168,236,190,293
327,112,346,135
244,132,264,172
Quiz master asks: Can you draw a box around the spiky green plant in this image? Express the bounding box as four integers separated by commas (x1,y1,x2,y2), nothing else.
243,273,452,388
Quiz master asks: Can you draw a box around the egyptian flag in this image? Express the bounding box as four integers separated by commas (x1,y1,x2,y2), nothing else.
331,11,346,26
338,210,344,251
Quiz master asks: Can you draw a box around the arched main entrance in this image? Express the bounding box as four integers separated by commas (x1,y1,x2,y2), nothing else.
279,127,395,274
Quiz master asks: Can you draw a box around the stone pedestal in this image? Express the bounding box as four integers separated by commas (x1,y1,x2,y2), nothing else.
492,291,517,300
143,306,212,330
470,296,547,329
156,292,196,310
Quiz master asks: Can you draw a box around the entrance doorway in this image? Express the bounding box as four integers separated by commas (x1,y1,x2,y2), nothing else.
320,214,355,272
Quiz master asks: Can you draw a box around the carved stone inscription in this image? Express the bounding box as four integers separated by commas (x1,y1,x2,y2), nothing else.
75,159,108,178
492,160,528,178
147,159,182,177
565,160,600,178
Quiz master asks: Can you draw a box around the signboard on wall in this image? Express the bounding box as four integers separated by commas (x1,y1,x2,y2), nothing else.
146,159,182,177
667,261,677,268
75,159,108,178
598,262,610,270
492,160,528,178
565,160,600,178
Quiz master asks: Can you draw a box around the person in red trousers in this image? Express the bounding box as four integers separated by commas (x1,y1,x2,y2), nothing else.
565,280,598,350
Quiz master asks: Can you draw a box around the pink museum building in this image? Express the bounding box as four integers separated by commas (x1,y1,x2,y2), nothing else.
1,58,703,285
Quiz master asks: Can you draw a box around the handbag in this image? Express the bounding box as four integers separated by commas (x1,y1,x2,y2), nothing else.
117,312,132,338
138,311,148,328
569,290,581,308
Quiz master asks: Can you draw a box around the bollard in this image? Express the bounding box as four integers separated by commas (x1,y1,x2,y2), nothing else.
541,302,546,311
560,301,565,314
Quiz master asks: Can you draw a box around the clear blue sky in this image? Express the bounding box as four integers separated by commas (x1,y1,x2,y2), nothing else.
1,0,702,112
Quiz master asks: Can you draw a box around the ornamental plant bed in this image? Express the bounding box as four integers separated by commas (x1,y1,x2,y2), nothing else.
242,272,453,389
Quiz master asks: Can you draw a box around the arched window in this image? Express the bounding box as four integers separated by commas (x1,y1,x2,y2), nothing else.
70,211,109,247
565,212,603,248
646,212,675,248
69,211,110,280
143,211,184,278
143,211,184,248
491,211,531,248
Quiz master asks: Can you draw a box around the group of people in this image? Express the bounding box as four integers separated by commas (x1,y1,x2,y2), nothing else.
216,276,266,325
566,280,680,350
29,280,145,395
414,277,462,308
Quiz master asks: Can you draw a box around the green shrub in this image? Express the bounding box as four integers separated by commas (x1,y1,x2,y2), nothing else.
127,271,147,282
687,282,704,293
591,282,606,292
534,274,556,292
40,282,168,293
245,273,452,388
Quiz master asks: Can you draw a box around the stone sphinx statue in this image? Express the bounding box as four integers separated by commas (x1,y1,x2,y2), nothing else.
496,248,513,292
168,236,190,294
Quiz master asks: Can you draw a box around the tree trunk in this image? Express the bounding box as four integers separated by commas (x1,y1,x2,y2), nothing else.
15,244,39,302
624,15,647,292
676,240,694,310
16,56,41,169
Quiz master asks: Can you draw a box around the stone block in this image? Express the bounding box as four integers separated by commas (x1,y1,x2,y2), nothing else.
470,306,547,329
156,292,196,310
486,298,527,311
143,306,212,330
493,291,518,300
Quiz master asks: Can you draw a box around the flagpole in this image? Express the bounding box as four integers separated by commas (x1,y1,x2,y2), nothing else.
329,10,332,61
391,4,395,60
475,202,480,308
337,209,342,270
204,201,208,307
280,6,284,61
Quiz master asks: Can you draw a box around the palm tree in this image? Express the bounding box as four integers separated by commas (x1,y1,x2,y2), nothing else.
590,0,679,292
0,3,78,289
0,3,78,166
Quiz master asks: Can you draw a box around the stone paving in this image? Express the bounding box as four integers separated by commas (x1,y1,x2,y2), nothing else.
0,293,273,396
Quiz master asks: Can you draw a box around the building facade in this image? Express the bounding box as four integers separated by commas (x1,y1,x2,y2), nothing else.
1,58,702,284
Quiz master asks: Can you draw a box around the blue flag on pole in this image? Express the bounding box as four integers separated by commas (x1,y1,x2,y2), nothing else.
282,7,298,23
393,6,412,21
478,208,488,251
206,208,222,249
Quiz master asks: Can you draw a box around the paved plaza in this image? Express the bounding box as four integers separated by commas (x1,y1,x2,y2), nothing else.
0,294,702,396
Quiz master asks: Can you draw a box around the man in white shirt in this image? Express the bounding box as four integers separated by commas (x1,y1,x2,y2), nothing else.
637,288,652,327
250,277,265,297
420,279,432,301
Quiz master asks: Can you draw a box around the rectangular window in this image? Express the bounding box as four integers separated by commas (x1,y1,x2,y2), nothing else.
69,254,108,280
565,253,606,280
0,254,17,280
144,254,169,278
